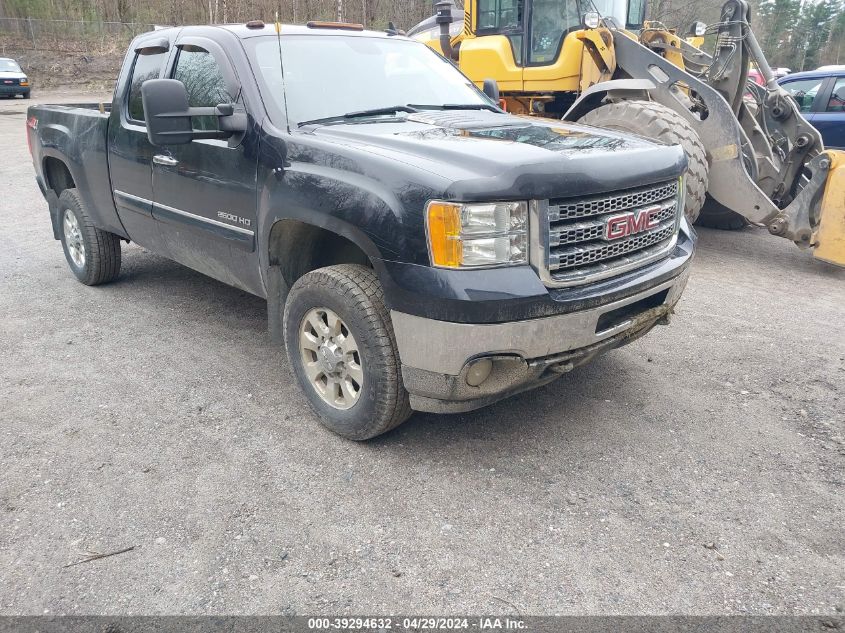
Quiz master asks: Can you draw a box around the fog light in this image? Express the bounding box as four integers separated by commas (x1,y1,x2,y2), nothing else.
465,359,493,387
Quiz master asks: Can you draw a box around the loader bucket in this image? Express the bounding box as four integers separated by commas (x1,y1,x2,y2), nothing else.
813,151,845,268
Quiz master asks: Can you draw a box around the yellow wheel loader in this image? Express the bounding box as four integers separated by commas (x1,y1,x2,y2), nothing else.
409,0,845,266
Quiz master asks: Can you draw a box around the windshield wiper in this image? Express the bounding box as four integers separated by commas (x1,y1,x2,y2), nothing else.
408,103,501,112
298,105,419,127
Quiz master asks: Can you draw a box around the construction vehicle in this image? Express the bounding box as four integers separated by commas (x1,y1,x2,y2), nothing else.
409,0,845,266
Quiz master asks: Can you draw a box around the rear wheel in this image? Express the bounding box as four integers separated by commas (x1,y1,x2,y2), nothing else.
578,100,709,223
283,264,411,440
58,188,122,285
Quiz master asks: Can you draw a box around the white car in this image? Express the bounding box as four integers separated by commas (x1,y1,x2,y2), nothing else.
0,58,30,99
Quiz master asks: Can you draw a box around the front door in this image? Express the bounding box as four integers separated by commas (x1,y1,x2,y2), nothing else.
107,35,172,248
150,36,261,295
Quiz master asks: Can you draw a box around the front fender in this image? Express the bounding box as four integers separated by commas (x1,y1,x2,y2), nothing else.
254,132,444,295
563,78,656,122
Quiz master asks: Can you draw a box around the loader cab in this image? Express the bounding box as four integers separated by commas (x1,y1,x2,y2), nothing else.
413,0,646,105
468,0,586,67
423,0,646,69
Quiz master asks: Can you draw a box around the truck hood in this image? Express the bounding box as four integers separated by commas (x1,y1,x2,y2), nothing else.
0,71,26,79
304,110,686,200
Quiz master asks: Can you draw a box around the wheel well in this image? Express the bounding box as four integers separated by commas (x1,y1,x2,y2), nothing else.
268,219,372,288
43,157,75,194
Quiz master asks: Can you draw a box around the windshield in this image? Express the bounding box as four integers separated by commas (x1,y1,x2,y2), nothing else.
0,59,22,73
249,35,491,127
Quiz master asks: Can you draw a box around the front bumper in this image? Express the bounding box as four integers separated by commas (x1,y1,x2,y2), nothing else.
392,251,693,414
0,85,30,96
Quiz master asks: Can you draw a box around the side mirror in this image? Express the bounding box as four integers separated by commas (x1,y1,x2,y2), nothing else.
141,78,247,146
482,78,500,102
141,79,194,146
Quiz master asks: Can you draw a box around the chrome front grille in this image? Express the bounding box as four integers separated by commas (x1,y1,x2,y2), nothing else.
549,181,679,222
537,180,682,287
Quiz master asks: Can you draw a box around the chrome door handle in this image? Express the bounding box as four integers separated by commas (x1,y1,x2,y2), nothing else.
153,154,179,166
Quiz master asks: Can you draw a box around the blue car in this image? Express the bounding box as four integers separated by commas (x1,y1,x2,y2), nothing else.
778,68,845,149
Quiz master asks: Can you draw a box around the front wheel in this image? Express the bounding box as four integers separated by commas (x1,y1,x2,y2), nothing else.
283,264,411,440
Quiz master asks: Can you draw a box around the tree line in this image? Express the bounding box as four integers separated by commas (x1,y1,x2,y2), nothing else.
649,0,844,71
0,0,843,71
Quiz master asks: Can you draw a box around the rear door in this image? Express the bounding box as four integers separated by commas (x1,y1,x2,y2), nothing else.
150,34,261,294
810,75,845,149
107,35,173,249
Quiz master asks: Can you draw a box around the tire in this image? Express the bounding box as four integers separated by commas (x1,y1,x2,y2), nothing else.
578,100,709,223
23,92,31,99
58,188,122,285
694,194,749,230
283,264,412,440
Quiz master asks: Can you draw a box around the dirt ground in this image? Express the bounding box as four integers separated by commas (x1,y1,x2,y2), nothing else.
0,47,119,92
0,90,843,616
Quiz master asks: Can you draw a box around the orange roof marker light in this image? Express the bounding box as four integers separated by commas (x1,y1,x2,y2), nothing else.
306,21,364,31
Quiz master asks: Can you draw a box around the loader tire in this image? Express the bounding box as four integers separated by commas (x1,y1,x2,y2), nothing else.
695,195,750,230
579,100,708,223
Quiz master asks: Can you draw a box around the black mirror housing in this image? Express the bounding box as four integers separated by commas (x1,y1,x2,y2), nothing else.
482,78,500,103
141,79,194,146
140,79,247,146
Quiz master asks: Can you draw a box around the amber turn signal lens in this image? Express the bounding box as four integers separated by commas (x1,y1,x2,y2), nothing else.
427,202,462,267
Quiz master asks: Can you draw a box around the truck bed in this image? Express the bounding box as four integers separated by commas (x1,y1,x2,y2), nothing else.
27,102,124,239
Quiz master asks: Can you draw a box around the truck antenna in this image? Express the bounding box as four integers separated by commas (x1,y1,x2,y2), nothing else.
275,9,291,126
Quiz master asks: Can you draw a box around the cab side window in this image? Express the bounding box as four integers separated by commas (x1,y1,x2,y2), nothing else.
127,50,167,122
477,0,523,31
173,46,234,131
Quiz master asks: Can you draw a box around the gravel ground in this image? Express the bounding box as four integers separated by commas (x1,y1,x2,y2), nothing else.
0,91,843,616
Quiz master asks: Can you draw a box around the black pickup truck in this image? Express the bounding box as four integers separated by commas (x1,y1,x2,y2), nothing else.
27,21,695,439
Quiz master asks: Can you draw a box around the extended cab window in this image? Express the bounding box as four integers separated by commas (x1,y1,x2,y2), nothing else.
127,50,167,122
173,46,233,130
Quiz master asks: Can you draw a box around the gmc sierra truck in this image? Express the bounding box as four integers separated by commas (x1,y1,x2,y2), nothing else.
27,21,695,440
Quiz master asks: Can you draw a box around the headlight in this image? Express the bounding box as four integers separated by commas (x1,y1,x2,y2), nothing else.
20,77,29,86
691,21,707,37
426,200,528,268
583,11,601,29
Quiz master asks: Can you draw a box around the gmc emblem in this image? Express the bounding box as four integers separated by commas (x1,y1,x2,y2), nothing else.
605,206,662,240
